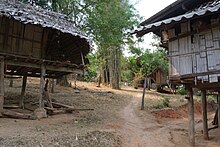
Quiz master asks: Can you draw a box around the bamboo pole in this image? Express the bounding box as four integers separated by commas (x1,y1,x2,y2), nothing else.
201,90,209,140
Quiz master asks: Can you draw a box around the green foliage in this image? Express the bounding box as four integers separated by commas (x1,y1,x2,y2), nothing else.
84,52,99,81
127,46,168,87
128,34,168,84
84,71,97,82
85,0,140,89
193,88,201,96
176,86,187,95
121,56,133,82
207,95,217,103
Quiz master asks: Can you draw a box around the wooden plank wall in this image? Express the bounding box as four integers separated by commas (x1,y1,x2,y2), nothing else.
168,21,220,83
0,16,43,58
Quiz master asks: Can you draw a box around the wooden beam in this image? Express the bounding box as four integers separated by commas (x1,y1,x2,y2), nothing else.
51,102,74,109
181,70,220,79
201,90,209,140
5,60,83,74
0,56,4,116
187,87,195,146
2,109,34,119
218,91,220,129
197,82,220,90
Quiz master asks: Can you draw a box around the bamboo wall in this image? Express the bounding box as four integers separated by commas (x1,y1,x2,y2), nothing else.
168,21,220,83
0,16,45,58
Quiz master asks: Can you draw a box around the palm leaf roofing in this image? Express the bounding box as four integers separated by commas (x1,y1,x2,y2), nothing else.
0,0,90,43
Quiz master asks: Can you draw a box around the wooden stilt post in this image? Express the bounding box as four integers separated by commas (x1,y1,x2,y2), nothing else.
39,64,46,108
9,78,13,87
187,87,195,146
51,79,55,93
0,56,4,116
19,75,27,108
218,91,220,129
141,76,147,110
33,64,47,119
201,90,209,140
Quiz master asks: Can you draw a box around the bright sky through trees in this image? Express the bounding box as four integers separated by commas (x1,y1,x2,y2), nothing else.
132,0,176,49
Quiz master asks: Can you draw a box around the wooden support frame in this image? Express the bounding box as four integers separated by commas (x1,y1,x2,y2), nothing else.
0,56,4,115
201,90,209,140
5,60,83,75
187,87,195,146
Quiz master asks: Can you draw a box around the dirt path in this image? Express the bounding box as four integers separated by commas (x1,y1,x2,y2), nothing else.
1,80,220,146
118,88,181,147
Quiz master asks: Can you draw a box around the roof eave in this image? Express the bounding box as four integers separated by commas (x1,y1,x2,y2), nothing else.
140,0,210,26
140,0,188,26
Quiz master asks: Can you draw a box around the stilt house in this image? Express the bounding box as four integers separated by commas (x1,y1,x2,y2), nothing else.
0,1,90,116
133,0,220,145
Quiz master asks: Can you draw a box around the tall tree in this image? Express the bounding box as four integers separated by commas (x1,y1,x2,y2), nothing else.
86,0,139,89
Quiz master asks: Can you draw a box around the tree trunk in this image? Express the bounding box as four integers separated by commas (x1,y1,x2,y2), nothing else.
108,46,121,89
97,73,101,87
101,64,109,85
147,77,151,90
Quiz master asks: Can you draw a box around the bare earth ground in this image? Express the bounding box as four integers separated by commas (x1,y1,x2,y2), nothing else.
0,78,220,147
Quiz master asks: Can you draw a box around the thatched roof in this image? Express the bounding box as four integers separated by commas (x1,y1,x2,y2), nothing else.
0,0,90,43
0,0,91,78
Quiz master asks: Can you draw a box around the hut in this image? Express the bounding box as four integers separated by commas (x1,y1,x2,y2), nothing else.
0,1,90,118
133,0,220,145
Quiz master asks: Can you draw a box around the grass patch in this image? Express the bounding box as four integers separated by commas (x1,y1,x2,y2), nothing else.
153,96,170,109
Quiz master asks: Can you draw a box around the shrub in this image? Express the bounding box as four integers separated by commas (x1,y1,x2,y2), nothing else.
176,86,187,95
207,95,217,103
193,88,201,96
153,97,170,109
84,71,97,82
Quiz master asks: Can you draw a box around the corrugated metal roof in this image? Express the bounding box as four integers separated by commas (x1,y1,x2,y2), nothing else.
133,0,220,36
0,0,91,43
